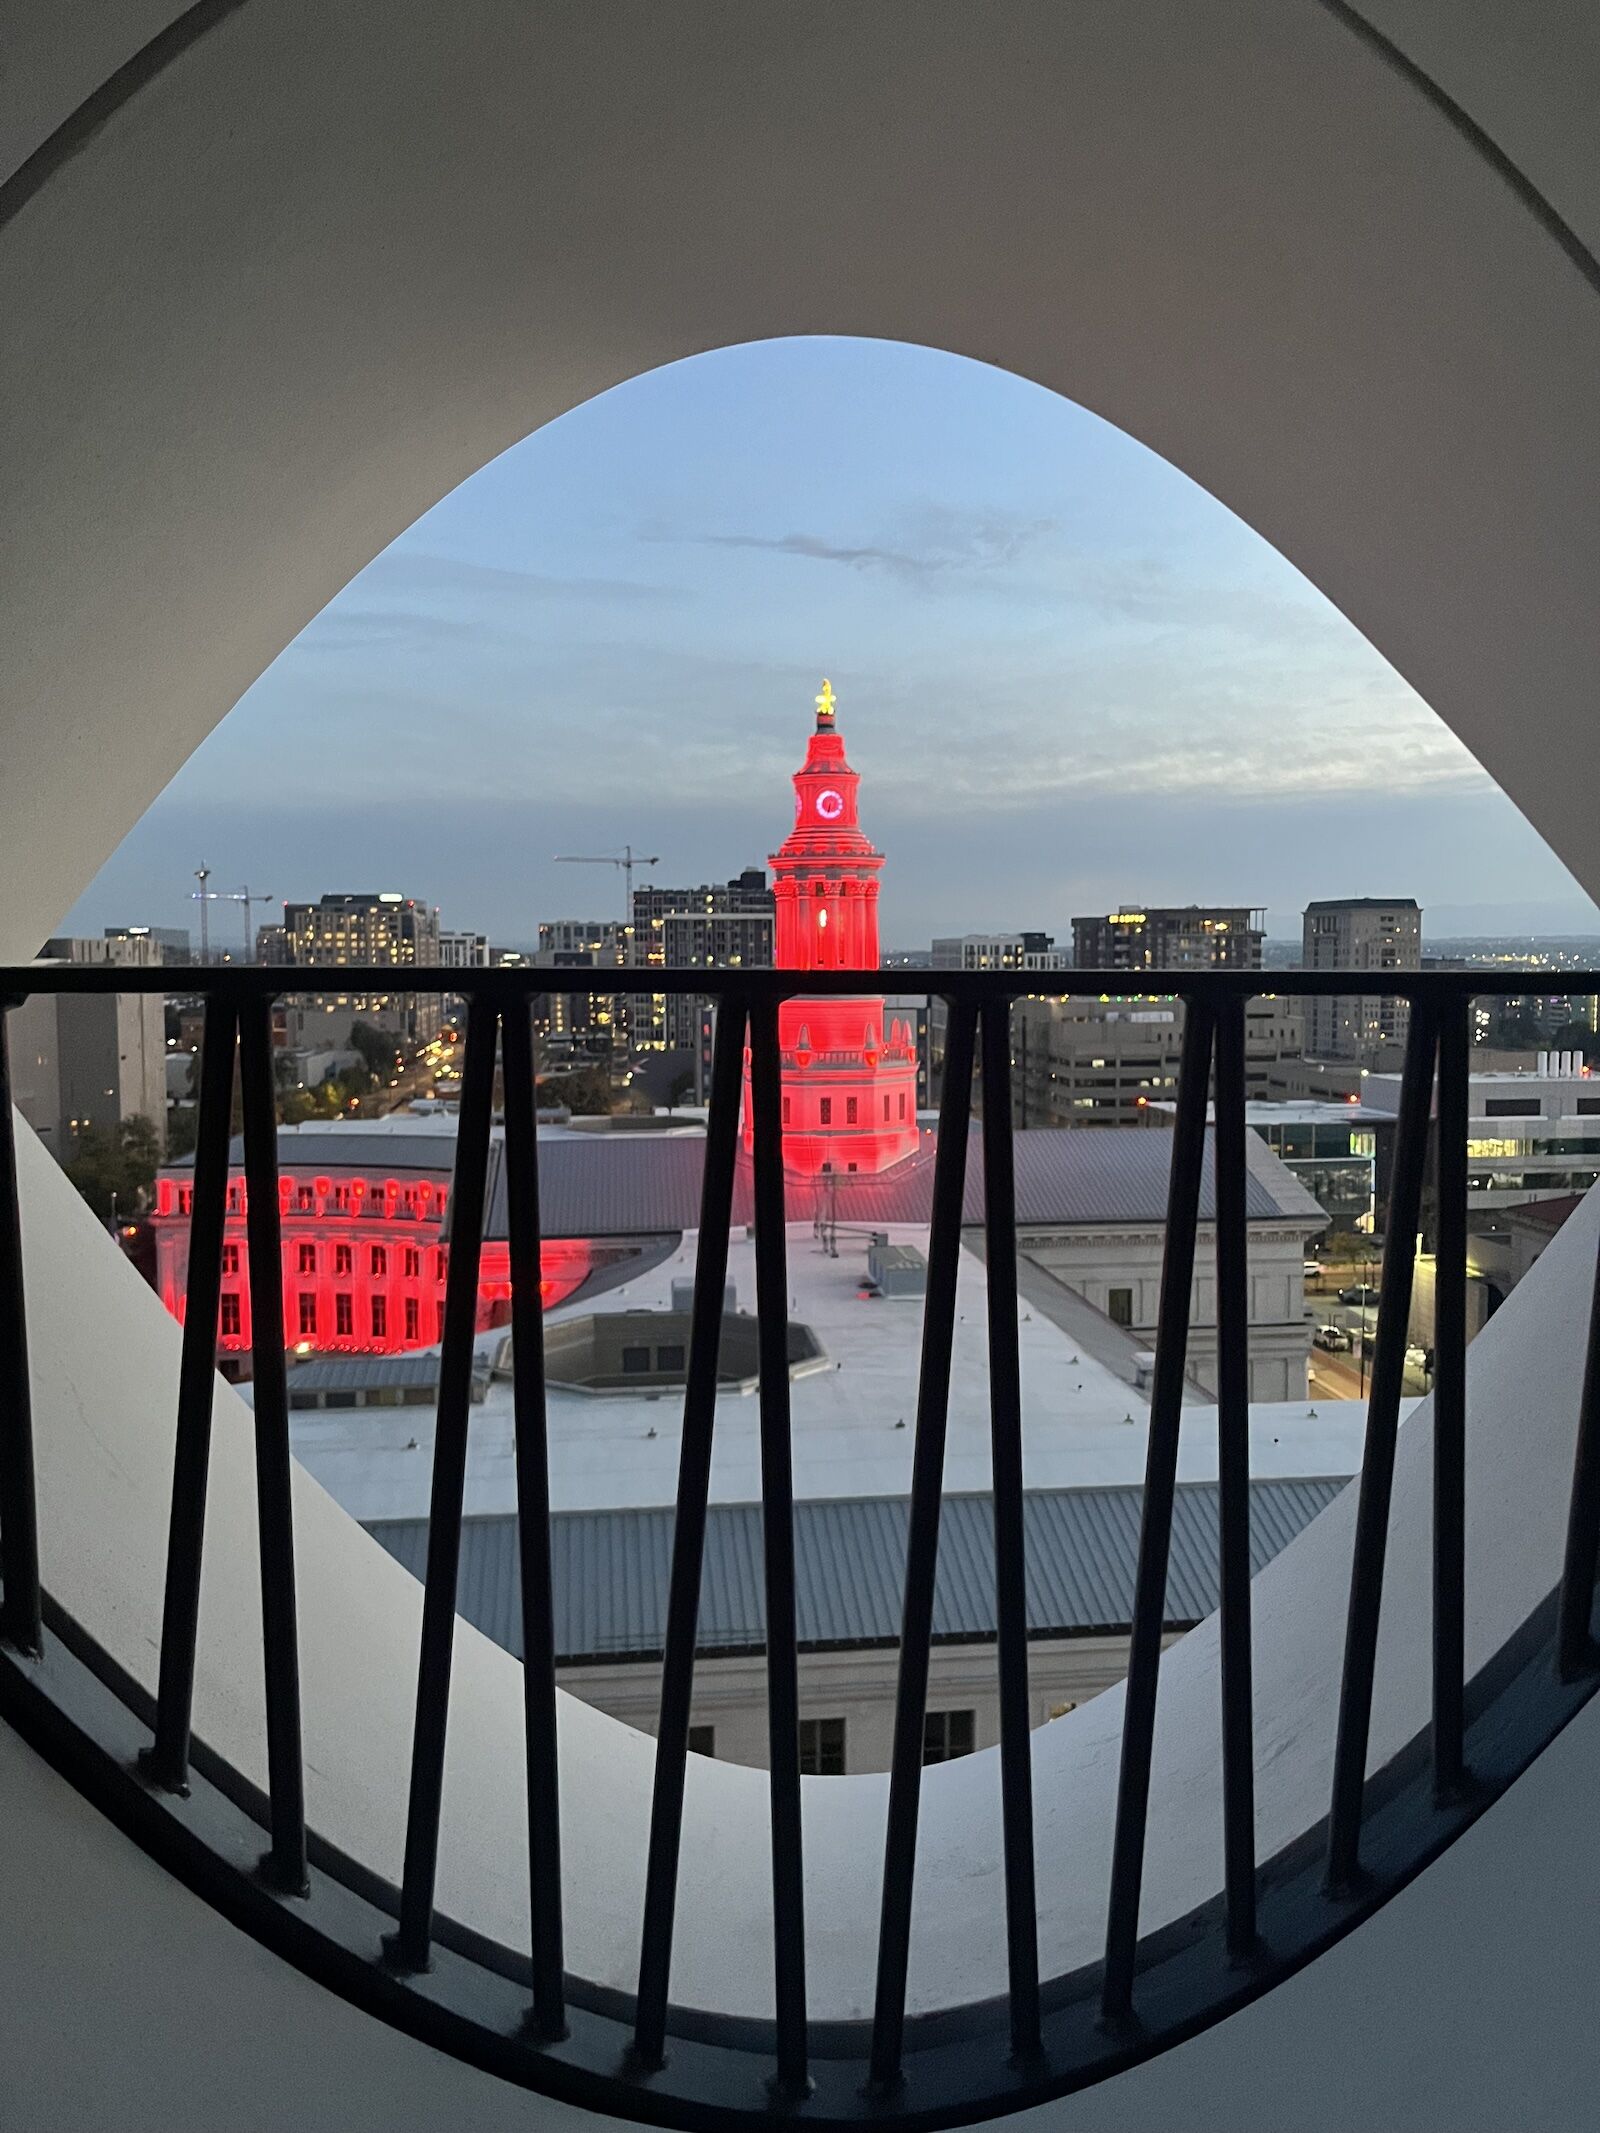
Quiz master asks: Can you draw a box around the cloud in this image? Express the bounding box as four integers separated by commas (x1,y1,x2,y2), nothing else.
645,506,1060,585
285,547,685,660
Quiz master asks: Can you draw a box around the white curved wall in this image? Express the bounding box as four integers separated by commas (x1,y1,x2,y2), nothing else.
6,1,1600,958
7,1497,1600,2133
16,1077,1600,2022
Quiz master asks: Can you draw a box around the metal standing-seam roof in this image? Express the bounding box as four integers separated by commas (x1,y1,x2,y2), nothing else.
284,1351,488,1398
479,1125,1325,1241
365,1477,1347,1663
167,1123,468,1175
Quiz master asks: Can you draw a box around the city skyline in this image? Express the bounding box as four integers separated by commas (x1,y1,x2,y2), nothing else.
61,336,1600,948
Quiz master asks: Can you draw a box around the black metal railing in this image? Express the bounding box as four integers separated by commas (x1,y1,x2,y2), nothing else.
3,960,1600,2126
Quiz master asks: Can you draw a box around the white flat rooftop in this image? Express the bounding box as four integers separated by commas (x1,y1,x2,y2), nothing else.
287,1222,1375,1522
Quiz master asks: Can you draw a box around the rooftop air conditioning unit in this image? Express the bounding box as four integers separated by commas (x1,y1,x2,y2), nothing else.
671,1275,736,1314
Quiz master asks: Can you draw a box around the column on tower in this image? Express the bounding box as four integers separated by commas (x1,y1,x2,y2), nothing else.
741,682,919,1178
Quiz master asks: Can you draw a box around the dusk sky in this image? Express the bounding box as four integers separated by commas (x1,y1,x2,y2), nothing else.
66,337,1599,951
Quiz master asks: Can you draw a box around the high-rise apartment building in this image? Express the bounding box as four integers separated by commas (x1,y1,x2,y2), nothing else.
629,869,774,1051
279,892,443,1043
438,930,489,969
538,918,626,960
1072,906,1265,972
1301,898,1422,1060
930,931,1065,972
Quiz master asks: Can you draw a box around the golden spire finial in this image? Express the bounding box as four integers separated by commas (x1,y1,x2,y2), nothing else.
815,677,837,727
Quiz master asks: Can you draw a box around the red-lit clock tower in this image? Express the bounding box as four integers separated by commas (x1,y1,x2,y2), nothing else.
743,681,920,1176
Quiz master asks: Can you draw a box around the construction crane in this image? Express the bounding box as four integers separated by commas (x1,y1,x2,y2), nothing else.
554,845,660,917
191,864,214,966
192,875,274,961
220,886,276,960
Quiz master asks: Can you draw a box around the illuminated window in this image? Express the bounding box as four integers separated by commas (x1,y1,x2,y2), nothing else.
218,1294,241,1337
371,1295,388,1339
297,1242,317,1275
298,1294,317,1337
371,1245,387,1277
335,1294,353,1337
221,1243,240,1275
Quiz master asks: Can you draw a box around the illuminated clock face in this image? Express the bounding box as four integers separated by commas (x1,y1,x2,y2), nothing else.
816,788,844,821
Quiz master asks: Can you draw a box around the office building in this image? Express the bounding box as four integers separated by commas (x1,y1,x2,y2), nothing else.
103,924,191,966
1011,994,1304,1129
12,938,167,1161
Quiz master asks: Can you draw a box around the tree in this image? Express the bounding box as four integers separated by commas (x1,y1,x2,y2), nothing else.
1480,1005,1546,1052
537,1068,612,1116
66,1115,163,1222
165,1106,199,1161
348,1019,401,1080
1546,1019,1600,1064
664,1068,695,1112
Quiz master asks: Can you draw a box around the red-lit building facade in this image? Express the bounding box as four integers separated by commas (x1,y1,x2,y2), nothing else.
150,1124,595,1375
153,684,918,1366
743,680,919,1176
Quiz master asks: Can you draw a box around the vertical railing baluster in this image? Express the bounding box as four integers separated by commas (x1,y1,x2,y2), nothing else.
978,997,1041,2059
747,993,809,2094
1432,989,1469,1792
1212,992,1258,1958
237,991,308,1893
500,991,565,2038
1558,988,1600,1683
390,991,499,1968
869,996,979,2090
146,996,237,1790
633,997,748,2071
0,997,41,1655
1325,992,1438,1893
1101,993,1216,2025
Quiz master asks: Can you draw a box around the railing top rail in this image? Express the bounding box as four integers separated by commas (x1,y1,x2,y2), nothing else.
2,962,1595,1001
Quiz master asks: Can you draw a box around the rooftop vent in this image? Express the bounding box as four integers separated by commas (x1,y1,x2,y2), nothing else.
865,1241,928,1298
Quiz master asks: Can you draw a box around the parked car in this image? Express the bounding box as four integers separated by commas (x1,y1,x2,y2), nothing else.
1338,1283,1381,1306
1314,1324,1353,1352
1303,1260,1323,1279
